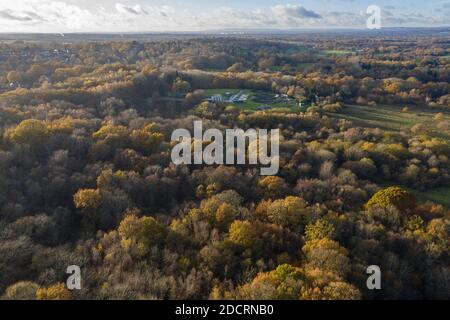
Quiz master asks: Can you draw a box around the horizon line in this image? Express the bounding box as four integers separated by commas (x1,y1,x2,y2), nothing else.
0,26,449,36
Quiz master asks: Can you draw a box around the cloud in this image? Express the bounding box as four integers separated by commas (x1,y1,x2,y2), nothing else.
326,11,365,26
383,12,446,26
272,4,322,19
0,1,447,32
436,2,450,14
382,9,394,17
0,8,45,22
0,1,98,30
115,3,148,15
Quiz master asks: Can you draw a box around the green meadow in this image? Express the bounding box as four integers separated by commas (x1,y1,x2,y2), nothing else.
328,104,450,138
413,187,450,208
202,88,300,112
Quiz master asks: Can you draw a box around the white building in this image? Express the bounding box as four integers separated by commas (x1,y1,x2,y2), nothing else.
211,94,224,102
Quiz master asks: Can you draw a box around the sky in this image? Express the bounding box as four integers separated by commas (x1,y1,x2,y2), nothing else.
0,0,448,33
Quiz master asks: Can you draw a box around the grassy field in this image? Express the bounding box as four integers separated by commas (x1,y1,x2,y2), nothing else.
321,49,354,56
413,187,450,208
202,88,300,112
202,88,240,97
328,104,450,138
333,104,450,208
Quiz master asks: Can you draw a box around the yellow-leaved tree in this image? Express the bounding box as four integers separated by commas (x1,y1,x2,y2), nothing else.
366,186,416,211
118,214,166,256
36,283,71,300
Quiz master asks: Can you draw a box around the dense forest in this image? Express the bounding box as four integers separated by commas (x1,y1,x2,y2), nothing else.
0,31,449,300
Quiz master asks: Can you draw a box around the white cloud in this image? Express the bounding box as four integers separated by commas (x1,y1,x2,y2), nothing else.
0,8,45,23
272,4,322,20
115,3,148,16
0,0,97,31
0,1,447,32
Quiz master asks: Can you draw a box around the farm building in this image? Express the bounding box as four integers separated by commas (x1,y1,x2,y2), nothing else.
210,94,224,102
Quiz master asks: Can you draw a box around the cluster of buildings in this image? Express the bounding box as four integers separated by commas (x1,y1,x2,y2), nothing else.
209,90,249,103
207,90,303,112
